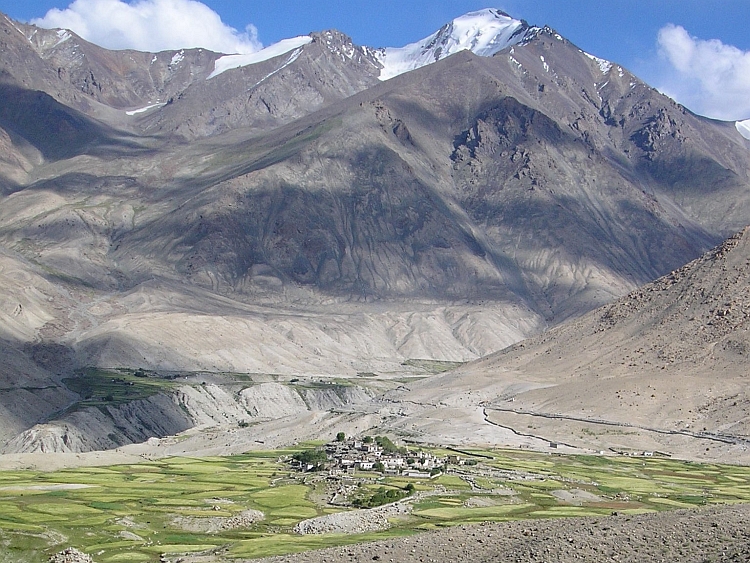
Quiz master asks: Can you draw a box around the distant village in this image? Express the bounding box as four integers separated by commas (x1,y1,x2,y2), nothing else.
289,435,468,478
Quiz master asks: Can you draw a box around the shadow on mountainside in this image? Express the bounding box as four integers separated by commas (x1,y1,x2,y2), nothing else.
0,84,149,161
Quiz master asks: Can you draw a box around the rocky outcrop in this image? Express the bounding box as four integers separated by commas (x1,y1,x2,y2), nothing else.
3,381,376,453
173,509,265,533
239,383,308,418
49,548,95,563
294,502,410,535
3,392,193,453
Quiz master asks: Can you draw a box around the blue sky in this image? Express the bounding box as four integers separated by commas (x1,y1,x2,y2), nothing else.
2,0,750,120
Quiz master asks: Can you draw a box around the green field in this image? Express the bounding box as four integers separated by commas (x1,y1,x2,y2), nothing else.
61,368,177,411
2,448,750,562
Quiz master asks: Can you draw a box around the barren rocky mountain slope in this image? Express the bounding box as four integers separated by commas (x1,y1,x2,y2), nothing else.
1,9,750,455
390,228,750,462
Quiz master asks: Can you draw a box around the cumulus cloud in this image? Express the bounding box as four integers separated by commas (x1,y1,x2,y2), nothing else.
656,24,750,121
32,0,262,54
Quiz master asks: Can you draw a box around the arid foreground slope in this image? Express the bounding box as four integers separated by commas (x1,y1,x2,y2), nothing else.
209,504,749,563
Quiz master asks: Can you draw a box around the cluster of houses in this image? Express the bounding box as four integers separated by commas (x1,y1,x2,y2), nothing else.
291,438,465,477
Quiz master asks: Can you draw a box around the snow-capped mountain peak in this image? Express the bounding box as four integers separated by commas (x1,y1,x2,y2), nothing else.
377,8,535,81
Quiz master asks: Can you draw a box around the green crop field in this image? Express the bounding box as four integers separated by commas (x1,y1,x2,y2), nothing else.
1,448,750,562
61,368,178,412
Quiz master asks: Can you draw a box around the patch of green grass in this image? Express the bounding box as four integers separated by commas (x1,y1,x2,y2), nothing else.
432,474,471,490
251,484,311,508
141,544,219,554
413,495,501,512
647,497,697,508
229,528,416,559
100,553,152,562
270,518,299,526
2,447,750,562
528,507,611,518
401,359,465,374
0,521,46,532
415,503,535,520
62,368,176,410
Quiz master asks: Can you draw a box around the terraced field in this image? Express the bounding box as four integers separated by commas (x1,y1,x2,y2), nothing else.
61,368,178,410
2,448,750,562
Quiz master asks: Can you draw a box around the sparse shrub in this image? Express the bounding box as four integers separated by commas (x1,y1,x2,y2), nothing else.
352,486,409,508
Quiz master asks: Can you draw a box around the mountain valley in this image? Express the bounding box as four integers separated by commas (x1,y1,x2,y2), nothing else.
0,8,749,467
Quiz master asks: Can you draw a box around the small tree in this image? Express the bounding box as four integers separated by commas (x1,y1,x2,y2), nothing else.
375,435,406,454
336,432,346,442
363,436,373,444
292,449,328,471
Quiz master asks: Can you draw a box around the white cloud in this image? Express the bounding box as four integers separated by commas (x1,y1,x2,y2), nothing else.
656,24,750,121
32,0,262,54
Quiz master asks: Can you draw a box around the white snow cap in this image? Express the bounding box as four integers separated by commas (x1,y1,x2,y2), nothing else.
205,9,529,82
583,52,613,74
377,8,531,81
208,36,312,79
736,119,750,141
